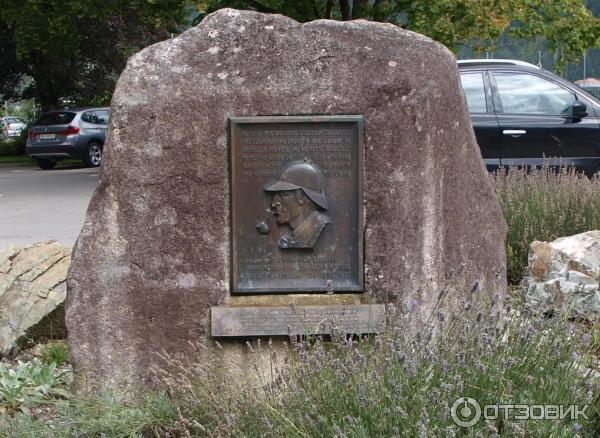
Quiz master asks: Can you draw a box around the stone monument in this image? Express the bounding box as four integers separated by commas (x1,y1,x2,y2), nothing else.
66,9,507,392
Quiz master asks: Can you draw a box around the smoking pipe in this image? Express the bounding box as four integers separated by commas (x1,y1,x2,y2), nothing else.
256,209,276,234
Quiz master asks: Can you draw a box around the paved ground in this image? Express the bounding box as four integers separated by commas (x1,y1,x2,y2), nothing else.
0,163,100,248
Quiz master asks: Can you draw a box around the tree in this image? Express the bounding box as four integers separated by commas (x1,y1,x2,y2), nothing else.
511,0,600,72
0,0,189,110
0,20,23,100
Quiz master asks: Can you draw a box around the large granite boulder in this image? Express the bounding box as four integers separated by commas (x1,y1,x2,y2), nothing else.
0,241,70,356
525,231,600,320
67,9,506,392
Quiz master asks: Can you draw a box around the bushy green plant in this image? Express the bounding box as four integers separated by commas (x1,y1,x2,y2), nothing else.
492,166,600,284
0,138,18,156
40,341,69,366
0,359,68,412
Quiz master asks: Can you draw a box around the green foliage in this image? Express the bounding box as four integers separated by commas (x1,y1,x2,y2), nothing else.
0,359,68,413
59,392,176,437
4,99,40,123
0,0,190,109
0,131,27,156
492,166,600,284
40,342,69,367
510,0,600,73
0,392,176,437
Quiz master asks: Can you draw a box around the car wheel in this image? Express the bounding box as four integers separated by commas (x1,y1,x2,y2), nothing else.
84,142,102,167
35,158,58,170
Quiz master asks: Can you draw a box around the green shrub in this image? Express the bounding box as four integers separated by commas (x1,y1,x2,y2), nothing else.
0,129,27,156
492,166,600,284
0,359,68,413
0,139,18,156
40,341,69,366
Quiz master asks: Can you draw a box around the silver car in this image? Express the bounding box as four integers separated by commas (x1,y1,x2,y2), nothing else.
1,117,27,138
26,107,110,169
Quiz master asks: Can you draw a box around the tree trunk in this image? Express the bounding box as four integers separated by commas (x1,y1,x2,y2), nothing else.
352,0,369,19
339,0,351,20
325,0,334,19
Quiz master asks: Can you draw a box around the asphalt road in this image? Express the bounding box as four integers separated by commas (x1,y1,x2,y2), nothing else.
0,163,100,248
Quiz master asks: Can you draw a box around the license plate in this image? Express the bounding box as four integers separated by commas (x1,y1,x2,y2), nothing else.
39,133,55,140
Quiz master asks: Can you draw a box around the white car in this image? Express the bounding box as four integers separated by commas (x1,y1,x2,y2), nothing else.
1,117,27,138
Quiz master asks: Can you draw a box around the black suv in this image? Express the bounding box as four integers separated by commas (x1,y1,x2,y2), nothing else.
458,59,600,175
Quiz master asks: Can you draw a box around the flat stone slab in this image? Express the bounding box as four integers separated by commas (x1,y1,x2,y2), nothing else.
211,304,385,336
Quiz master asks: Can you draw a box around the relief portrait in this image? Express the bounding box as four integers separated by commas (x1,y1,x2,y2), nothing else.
256,159,330,249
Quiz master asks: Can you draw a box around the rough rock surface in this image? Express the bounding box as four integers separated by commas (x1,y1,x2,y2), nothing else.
67,9,507,392
525,231,600,320
0,241,70,356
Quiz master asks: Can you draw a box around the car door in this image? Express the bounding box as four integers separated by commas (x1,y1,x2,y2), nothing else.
94,109,110,142
491,71,600,174
460,70,501,170
81,109,109,143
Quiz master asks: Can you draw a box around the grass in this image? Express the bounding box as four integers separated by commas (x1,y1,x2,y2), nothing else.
0,155,36,165
492,166,600,284
39,341,69,367
0,154,83,167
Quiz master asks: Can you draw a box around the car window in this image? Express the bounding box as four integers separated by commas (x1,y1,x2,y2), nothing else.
95,110,109,125
81,110,109,125
81,111,94,123
460,72,487,113
494,73,576,115
35,111,76,125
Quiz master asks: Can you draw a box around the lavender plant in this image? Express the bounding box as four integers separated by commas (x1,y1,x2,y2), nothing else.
492,166,600,284
164,303,598,437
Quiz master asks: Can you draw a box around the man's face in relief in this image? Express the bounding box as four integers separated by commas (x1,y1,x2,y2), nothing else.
271,190,305,225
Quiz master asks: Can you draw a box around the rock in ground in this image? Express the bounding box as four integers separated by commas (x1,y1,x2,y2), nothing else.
525,231,600,320
67,9,507,393
0,241,70,356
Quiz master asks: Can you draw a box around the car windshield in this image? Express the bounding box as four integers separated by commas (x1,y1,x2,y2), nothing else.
6,117,24,124
35,112,76,126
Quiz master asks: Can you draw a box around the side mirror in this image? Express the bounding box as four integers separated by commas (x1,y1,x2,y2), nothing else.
572,100,588,118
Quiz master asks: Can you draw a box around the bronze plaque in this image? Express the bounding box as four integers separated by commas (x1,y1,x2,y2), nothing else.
230,115,364,294
211,305,384,337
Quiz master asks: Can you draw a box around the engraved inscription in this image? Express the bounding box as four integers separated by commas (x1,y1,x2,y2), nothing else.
240,128,353,178
240,256,352,280
211,305,386,337
230,115,364,294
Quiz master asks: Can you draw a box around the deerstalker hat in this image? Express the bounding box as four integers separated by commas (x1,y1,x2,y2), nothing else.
264,159,328,210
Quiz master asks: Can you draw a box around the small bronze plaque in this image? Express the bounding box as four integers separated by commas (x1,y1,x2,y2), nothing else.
211,305,384,337
230,115,364,294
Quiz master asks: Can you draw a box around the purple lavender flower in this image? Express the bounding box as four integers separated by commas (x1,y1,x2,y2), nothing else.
582,333,591,346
